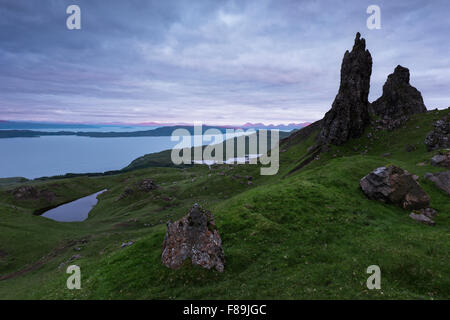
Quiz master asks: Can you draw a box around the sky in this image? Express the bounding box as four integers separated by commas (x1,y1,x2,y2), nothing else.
1,0,449,125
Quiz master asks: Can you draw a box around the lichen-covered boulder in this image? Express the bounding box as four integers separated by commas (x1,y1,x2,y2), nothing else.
161,204,225,272
360,165,430,210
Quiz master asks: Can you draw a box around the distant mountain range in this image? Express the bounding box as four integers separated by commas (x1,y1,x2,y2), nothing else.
241,122,311,130
0,120,310,131
0,125,301,139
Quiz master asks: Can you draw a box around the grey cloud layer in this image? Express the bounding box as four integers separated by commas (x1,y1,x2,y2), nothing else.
0,0,449,124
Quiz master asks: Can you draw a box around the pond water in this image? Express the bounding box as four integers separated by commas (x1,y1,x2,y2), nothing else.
41,189,107,222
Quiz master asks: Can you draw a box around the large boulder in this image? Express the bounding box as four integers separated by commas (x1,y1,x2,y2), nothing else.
360,165,430,210
425,114,449,151
371,65,427,128
161,204,225,272
424,171,450,195
318,32,372,145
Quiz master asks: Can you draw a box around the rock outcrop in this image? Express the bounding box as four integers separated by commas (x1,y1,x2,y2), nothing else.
138,179,158,192
425,114,449,151
161,204,225,272
360,165,430,210
11,185,55,202
318,32,372,145
424,171,450,195
117,179,158,201
371,65,427,128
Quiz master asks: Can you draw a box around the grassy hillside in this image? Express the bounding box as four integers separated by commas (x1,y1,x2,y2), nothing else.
124,130,291,171
0,109,448,299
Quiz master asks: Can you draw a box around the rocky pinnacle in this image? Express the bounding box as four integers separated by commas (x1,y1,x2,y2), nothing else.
318,32,373,146
371,65,427,123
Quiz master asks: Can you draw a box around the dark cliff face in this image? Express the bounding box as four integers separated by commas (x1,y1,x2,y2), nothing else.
371,65,427,121
318,32,373,146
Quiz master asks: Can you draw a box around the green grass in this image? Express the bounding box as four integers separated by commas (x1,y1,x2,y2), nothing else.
0,109,448,299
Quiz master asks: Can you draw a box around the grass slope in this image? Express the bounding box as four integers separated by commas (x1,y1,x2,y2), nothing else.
0,109,448,299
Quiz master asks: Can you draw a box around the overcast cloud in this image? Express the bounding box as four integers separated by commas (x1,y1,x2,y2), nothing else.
0,0,449,125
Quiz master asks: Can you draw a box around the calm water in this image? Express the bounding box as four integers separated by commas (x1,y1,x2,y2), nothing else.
41,189,107,222
0,136,178,179
0,132,249,179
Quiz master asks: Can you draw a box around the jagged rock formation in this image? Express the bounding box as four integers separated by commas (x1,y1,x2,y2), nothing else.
318,32,372,145
424,171,450,195
371,65,427,128
360,165,430,210
161,204,225,272
425,114,449,151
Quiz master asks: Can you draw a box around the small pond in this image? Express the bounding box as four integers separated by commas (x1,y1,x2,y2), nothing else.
41,189,107,222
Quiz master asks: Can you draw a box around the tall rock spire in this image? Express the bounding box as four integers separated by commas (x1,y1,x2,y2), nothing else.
318,32,373,145
370,65,427,126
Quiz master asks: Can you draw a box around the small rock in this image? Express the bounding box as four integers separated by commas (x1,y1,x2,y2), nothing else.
416,162,426,166
430,153,450,168
405,144,417,152
68,254,82,262
121,241,134,248
409,212,435,226
416,207,438,219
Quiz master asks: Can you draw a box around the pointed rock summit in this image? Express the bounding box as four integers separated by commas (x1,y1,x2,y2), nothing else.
371,65,427,126
319,32,373,145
